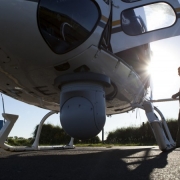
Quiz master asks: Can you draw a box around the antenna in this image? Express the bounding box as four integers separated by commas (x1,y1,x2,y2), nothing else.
1,93,5,124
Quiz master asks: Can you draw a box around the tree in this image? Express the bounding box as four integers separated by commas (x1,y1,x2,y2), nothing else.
32,124,70,145
106,119,178,145
32,124,100,145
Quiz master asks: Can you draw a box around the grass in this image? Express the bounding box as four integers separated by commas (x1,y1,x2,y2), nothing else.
7,137,157,148
7,137,157,147
74,142,157,148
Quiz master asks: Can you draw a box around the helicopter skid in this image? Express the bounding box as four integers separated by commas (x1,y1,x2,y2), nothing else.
0,112,74,152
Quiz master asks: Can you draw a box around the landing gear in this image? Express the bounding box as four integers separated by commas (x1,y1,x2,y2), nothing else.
0,111,75,151
63,137,75,149
0,113,19,151
143,101,176,151
0,94,176,152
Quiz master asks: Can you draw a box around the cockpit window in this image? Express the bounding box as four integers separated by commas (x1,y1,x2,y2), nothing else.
37,0,100,54
121,2,176,36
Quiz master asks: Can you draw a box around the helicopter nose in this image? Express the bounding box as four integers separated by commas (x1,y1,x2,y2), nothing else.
37,0,100,54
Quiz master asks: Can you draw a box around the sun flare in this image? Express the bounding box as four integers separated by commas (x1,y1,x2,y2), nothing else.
148,40,180,99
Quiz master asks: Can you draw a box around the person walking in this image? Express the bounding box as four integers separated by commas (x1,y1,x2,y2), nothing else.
172,67,180,148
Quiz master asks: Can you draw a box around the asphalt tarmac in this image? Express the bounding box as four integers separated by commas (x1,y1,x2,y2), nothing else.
0,146,180,180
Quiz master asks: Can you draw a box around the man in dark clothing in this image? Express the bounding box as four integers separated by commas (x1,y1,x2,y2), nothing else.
172,67,180,148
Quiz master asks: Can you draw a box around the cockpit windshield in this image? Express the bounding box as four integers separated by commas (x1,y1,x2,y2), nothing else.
37,0,100,54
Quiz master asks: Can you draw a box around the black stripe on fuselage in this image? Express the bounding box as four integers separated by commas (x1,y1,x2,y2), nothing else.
177,13,180,18
111,27,122,34
98,21,106,29
25,0,38,2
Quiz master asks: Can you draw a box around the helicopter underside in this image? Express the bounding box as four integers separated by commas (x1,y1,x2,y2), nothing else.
0,44,146,114
0,0,179,145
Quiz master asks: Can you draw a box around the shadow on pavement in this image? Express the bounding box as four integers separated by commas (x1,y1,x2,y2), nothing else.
0,147,170,180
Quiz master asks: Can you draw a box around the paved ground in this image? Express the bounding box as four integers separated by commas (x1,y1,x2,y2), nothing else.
0,146,180,180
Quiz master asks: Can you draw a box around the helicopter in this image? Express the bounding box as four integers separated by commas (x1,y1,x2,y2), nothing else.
0,0,180,151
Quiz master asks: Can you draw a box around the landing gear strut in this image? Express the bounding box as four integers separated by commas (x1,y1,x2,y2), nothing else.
143,100,175,151
0,111,74,151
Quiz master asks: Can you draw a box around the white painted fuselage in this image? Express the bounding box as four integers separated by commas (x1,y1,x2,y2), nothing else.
0,0,180,115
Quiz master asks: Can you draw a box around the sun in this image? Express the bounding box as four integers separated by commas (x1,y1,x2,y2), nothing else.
148,48,177,79
147,40,180,99
147,53,161,77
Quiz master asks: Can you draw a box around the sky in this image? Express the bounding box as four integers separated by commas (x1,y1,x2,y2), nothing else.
0,36,180,141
